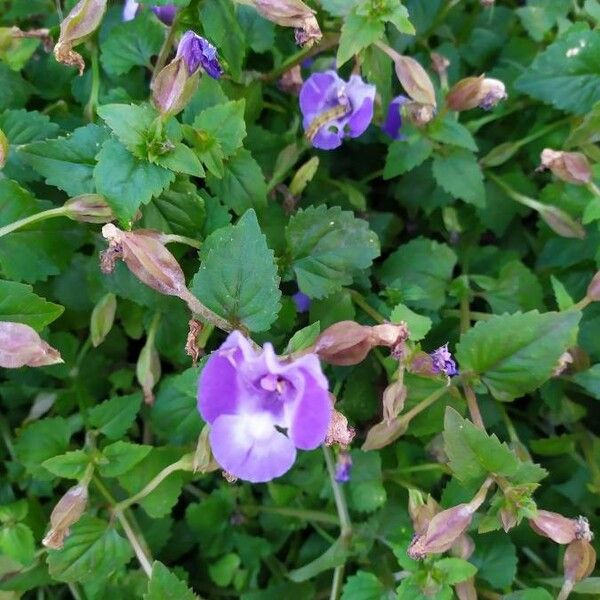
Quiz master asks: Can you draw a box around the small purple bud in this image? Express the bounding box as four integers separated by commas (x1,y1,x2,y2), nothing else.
382,95,408,140
334,451,352,483
293,291,311,313
122,0,139,21
151,4,177,25
430,343,458,377
176,31,223,79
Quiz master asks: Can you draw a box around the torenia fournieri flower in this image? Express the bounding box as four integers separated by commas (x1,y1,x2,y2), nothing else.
197,331,331,482
176,31,223,79
382,95,408,140
430,343,458,377
446,75,507,111
299,70,376,150
123,0,177,25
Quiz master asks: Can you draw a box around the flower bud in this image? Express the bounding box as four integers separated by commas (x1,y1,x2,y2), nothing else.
446,76,506,111
193,425,219,473
587,271,600,301
250,0,322,47
371,323,409,357
152,58,199,117
430,52,450,77
538,149,592,185
64,194,114,223
315,321,374,366
136,336,161,405
408,489,439,536
564,539,596,585
151,5,177,26
279,65,303,96
0,127,8,169
90,293,116,348
393,55,437,107
530,511,592,544
42,484,88,549
54,0,107,75
325,408,355,448
539,205,586,239
382,380,407,423
334,451,352,483
0,322,63,368
455,580,477,600
362,418,407,451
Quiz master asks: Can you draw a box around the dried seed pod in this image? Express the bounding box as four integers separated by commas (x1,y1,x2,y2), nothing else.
539,149,592,185
530,510,592,544
393,55,437,107
42,484,88,549
315,321,374,366
0,322,63,368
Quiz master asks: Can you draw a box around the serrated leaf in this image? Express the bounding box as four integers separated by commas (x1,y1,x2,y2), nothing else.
572,364,600,399
456,310,581,401
42,450,90,479
190,210,281,332
286,205,380,299
515,29,600,114
88,392,143,440
94,139,175,224
470,531,517,589
348,450,387,513
154,143,205,177
97,103,158,157
341,571,386,600
0,279,63,330
206,149,267,215
47,516,133,583
19,124,109,196
337,13,384,68
383,136,433,179
444,407,546,484
428,118,478,151
0,523,35,565
390,302,431,341
432,149,485,207
99,441,152,477
100,12,164,76
192,100,246,158
434,557,477,585
144,561,197,600
285,322,321,354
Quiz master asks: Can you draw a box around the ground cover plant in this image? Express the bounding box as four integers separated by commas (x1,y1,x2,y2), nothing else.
0,0,599,598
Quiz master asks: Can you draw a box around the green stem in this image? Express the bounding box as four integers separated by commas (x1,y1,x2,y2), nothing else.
0,207,68,238
330,565,345,600
114,455,193,512
239,504,339,525
587,181,600,198
572,296,592,311
84,43,100,122
161,234,201,249
152,20,178,83
347,289,385,323
401,385,449,423
70,336,92,379
486,171,544,212
323,446,352,540
497,403,520,444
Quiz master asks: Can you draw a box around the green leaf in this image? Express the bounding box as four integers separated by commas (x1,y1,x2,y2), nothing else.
456,310,581,401
100,12,164,75
209,553,241,587
191,210,281,332
470,531,517,589
94,139,175,224
383,136,433,179
515,29,600,114
0,523,35,565
378,238,457,311
14,417,72,480
428,118,478,151
434,557,477,585
337,13,384,68
154,143,205,177
516,0,570,42
432,149,485,207
207,149,267,215
0,63,33,111
504,590,554,600
97,103,158,157
144,561,197,600
19,124,109,197
0,279,63,330
383,2,416,34
572,364,600,399
42,450,90,479
348,450,387,513
341,571,386,600
192,100,246,158
566,101,600,147
286,205,380,299
285,322,321,354
99,441,152,477
444,407,547,484
88,392,143,440
47,516,133,583
390,302,432,341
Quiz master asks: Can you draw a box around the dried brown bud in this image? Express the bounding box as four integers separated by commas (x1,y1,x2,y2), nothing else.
0,127,8,169
315,321,373,366
394,55,437,107
185,319,204,364
152,57,199,117
447,76,506,111
539,149,592,185
408,489,440,536
250,0,322,47
405,101,436,127
382,380,407,423
564,539,597,584
500,506,519,532
54,0,107,75
279,65,303,95
552,351,574,377
372,322,409,356
193,425,219,473
0,322,63,368
587,271,600,301
42,484,88,549
64,194,114,223
90,293,116,348
530,510,593,544
325,409,355,448
430,52,450,76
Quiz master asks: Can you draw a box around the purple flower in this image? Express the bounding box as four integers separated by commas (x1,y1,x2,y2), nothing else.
382,95,408,140
176,31,223,79
430,343,458,377
122,0,140,21
293,291,311,313
151,4,177,25
299,70,376,150
197,331,331,483
334,451,352,483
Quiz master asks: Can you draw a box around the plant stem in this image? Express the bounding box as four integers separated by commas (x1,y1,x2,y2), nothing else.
573,296,592,311
0,207,69,238
152,21,178,84
323,447,351,540
84,43,100,122
161,234,201,249
402,385,450,423
114,454,193,512
463,382,485,429
330,565,345,600
347,289,385,323
239,504,339,525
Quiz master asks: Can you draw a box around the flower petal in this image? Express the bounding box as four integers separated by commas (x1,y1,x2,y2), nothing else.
210,413,297,482
344,75,376,138
299,70,340,122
